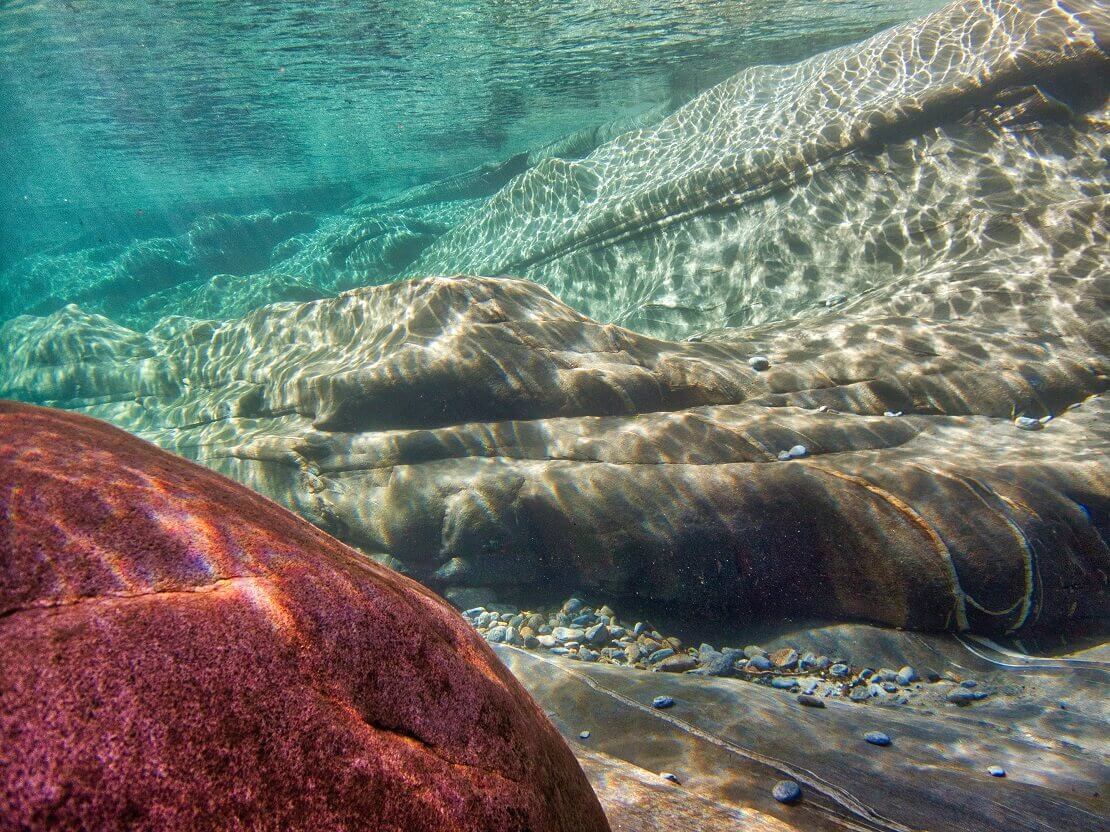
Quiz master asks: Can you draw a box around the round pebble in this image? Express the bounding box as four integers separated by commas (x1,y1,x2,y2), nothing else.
652,695,675,709
772,780,802,804
660,772,679,784
797,693,825,708
987,765,1006,777
748,355,771,371
864,731,892,746
579,730,591,740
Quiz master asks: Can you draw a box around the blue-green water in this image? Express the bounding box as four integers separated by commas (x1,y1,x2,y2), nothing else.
1,0,939,269
0,1,1107,829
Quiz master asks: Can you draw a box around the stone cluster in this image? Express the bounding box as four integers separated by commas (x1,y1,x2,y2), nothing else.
465,598,994,707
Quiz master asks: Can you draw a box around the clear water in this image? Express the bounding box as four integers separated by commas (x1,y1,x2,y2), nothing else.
1,0,938,268
1,1,1107,829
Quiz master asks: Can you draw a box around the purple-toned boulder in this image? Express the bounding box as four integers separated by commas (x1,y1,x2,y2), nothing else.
0,401,609,832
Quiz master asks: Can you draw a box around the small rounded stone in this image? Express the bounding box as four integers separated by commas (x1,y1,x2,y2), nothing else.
661,772,680,784
797,694,825,708
987,765,1006,777
864,731,892,746
652,695,675,709
772,780,802,804
579,731,591,740
748,355,771,371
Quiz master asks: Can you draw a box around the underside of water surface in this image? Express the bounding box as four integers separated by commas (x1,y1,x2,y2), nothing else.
0,1,1107,830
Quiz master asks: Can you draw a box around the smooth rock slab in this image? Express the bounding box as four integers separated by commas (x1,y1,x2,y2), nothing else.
0,402,608,832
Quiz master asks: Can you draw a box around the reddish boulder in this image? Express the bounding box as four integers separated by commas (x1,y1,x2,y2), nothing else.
0,401,609,832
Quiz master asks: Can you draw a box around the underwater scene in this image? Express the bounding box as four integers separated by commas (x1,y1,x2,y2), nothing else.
0,0,1107,829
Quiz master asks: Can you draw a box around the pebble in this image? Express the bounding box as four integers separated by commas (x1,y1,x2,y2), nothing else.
947,688,989,705
864,731,892,746
462,596,928,712
748,355,771,371
585,623,610,645
661,772,680,784
647,647,676,665
1014,415,1043,431
785,444,808,459
748,654,773,671
652,695,675,709
552,627,585,643
772,780,802,803
563,598,584,614
579,731,591,739
770,647,799,669
987,766,1006,778
797,694,825,708
896,666,918,686
960,679,978,688
659,654,699,673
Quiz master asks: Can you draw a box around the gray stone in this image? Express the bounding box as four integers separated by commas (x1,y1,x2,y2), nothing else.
829,663,851,678
537,634,558,648
652,696,675,709
659,654,698,673
896,666,918,685
486,626,507,643
743,645,767,659
771,677,798,690
748,654,772,671
647,648,676,665
797,694,825,708
947,688,989,705
987,766,1006,777
585,623,610,646
864,731,892,746
552,627,585,643
772,780,802,803
748,355,771,371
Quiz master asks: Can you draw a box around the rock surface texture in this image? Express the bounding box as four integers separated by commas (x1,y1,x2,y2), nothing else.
0,0,1107,639
0,402,609,832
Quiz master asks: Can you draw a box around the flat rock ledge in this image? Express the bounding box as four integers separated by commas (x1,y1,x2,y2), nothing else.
2,270,1105,638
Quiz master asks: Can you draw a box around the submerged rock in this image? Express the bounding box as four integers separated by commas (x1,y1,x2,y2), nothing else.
772,780,802,804
1,0,1107,642
0,402,608,832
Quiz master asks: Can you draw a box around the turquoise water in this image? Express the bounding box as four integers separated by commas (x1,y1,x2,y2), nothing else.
1,0,939,270
0,1,1107,829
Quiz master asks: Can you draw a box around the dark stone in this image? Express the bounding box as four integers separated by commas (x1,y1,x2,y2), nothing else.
772,780,802,804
